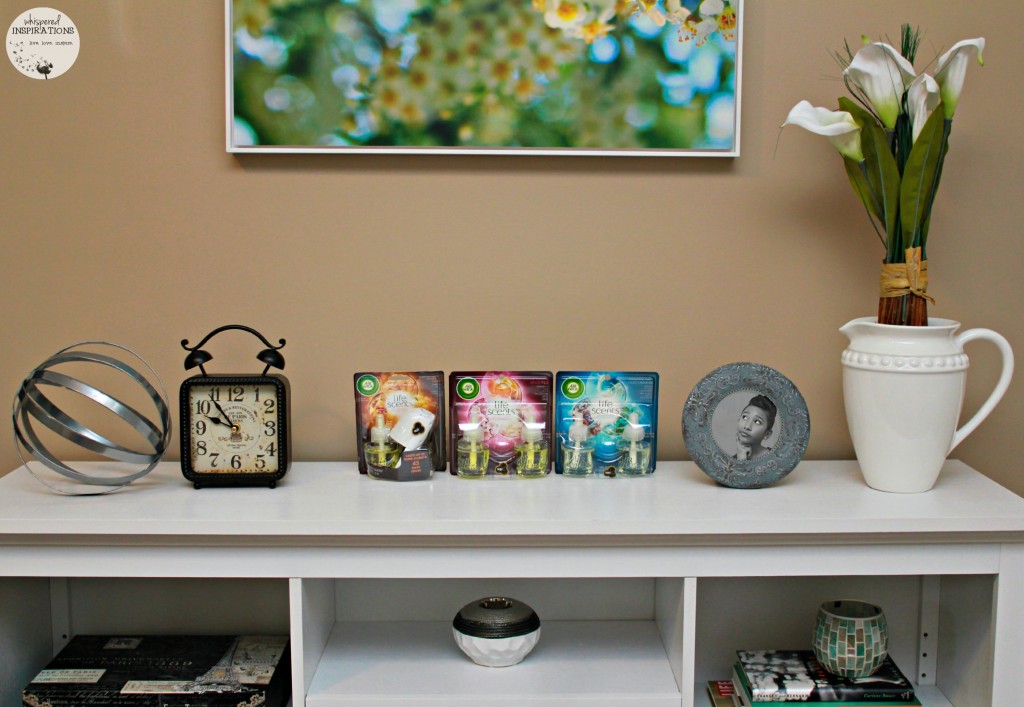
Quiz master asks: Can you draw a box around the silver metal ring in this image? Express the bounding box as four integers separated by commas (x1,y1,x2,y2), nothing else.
12,341,171,495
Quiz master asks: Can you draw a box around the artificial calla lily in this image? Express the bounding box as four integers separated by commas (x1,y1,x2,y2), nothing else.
907,73,940,143
844,42,916,129
783,100,864,162
935,37,985,118
783,25,989,327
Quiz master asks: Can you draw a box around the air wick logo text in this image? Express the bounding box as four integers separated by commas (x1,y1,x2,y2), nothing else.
456,378,480,399
356,375,380,396
561,377,585,400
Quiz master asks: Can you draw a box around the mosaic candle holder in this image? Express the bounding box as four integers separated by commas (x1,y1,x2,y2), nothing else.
812,600,888,678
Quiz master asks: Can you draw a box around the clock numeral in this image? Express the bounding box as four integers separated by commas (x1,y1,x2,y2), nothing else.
264,420,276,437
195,400,211,416
228,386,244,402
231,455,242,469
209,388,221,402
195,420,207,436
255,455,266,469
254,387,261,402
196,441,207,456
263,398,276,414
265,442,276,457
209,452,220,468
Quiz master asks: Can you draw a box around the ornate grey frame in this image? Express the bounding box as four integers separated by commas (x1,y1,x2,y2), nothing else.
682,362,809,489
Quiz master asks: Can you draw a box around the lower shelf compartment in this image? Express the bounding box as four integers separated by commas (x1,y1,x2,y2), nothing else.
305,620,681,706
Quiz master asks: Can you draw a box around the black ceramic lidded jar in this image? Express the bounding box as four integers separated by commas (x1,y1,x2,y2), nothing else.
452,597,541,667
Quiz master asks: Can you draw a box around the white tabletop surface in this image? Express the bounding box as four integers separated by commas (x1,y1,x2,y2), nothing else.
0,460,1022,541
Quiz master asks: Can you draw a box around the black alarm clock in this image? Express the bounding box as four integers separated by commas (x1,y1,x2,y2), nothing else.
179,325,291,489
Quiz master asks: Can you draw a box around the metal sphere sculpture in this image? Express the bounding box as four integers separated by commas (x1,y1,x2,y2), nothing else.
12,341,171,495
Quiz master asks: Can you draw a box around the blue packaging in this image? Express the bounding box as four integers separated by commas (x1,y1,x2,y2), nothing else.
554,372,659,476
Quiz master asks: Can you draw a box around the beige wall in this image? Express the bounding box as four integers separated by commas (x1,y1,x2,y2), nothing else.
3,1,1022,494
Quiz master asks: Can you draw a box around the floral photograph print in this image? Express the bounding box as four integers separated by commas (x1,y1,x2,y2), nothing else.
227,0,741,155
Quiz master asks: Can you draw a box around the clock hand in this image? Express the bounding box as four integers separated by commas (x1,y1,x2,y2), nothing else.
211,399,238,431
204,414,232,428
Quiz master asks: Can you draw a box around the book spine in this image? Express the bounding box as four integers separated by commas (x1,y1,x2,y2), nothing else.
753,692,918,703
734,665,920,706
732,666,753,707
707,680,741,707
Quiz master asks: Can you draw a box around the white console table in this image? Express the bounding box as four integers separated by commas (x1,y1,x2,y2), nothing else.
1,460,1022,706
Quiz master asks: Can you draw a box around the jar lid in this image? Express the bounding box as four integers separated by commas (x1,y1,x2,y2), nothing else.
452,597,540,639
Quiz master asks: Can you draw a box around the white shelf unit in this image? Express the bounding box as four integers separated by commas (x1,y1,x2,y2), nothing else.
1,460,1022,706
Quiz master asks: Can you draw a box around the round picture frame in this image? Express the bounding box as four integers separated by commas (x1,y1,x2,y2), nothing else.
682,362,810,489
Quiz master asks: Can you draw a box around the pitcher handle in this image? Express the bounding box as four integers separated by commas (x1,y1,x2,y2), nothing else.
950,328,1015,453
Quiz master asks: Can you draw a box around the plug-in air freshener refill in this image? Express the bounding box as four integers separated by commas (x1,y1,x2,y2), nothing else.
554,372,659,476
448,372,553,478
354,372,445,480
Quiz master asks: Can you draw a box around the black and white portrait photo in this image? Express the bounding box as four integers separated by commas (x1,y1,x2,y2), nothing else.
711,391,780,461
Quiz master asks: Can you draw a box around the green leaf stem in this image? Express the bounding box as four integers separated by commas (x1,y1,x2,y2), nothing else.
863,123,901,258
839,97,901,258
843,157,887,247
900,109,948,253
843,157,881,220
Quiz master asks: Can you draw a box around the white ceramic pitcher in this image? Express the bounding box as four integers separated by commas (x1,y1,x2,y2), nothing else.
840,317,1014,493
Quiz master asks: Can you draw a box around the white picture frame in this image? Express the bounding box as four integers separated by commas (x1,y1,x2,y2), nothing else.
225,0,743,156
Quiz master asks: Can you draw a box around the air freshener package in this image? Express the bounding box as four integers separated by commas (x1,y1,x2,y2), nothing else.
354,372,445,480
448,371,553,478
555,372,659,477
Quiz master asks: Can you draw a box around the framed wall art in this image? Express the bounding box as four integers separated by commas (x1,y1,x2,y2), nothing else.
226,0,742,156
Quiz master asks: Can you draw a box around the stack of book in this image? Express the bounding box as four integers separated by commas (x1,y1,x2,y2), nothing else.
22,634,291,707
730,650,920,706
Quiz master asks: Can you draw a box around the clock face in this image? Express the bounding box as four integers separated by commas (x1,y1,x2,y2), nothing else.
185,380,283,475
